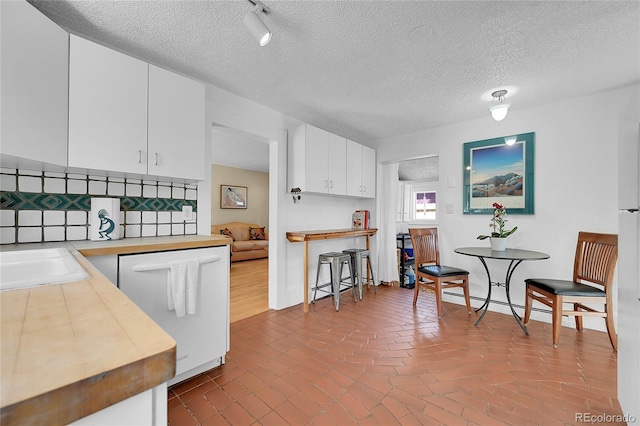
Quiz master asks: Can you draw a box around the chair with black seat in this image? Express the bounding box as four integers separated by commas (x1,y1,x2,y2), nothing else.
523,232,618,350
409,228,471,319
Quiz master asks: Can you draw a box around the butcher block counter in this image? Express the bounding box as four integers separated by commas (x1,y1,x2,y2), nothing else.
0,235,230,425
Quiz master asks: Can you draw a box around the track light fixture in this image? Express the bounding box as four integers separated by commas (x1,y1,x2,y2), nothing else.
489,90,510,121
244,0,272,46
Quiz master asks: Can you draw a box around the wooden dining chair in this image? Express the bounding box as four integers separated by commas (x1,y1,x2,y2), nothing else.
408,228,471,318
523,232,618,350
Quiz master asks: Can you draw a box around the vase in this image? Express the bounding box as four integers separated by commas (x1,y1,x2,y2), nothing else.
490,237,507,251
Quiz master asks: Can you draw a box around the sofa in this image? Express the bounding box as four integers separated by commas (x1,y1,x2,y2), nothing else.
211,222,268,262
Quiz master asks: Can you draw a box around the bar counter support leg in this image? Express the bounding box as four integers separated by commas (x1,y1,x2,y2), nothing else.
304,240,309,313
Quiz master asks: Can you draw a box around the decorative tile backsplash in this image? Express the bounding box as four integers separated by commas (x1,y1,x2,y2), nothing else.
0,168,198,244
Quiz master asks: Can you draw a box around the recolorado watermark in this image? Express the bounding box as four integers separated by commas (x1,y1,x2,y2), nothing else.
575,413,637,423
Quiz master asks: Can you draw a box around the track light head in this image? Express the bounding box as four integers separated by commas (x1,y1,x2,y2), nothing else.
244,1,272,46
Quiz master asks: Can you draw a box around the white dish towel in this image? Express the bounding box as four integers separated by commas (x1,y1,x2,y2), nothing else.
167,259,200,317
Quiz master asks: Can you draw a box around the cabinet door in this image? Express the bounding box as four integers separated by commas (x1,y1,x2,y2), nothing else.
1,0,68,170
68,35,148,174
304,125,330,193
361,144,376,198
346,140,363,197
148,65,205,181
326,132,347,195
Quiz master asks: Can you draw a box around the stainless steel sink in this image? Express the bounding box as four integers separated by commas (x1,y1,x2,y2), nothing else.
0,248,89,291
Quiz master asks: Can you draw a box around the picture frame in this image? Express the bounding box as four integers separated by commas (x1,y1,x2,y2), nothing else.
462,132,535,215
220,185,247,209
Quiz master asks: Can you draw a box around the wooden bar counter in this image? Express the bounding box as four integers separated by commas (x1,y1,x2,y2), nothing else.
286,228,377,313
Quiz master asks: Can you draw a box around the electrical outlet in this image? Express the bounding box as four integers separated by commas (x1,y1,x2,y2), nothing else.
182,205,193,221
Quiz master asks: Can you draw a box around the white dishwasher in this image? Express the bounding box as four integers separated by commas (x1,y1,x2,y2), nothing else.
118,246,229,385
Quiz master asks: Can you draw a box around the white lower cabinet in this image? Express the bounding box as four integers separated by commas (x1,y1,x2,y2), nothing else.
69,384,166,426
86,255,118,284
118,246,230,385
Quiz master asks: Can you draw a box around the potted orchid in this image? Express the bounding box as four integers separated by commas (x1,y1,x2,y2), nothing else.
477,202,517,250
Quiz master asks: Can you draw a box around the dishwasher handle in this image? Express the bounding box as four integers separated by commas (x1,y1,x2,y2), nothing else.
132,255,221,272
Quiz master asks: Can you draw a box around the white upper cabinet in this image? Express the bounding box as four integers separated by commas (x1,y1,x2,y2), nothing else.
148,65,205,181
326,132,347,195
1,0,68,170
346,139,376,198
68,36,205,181
68,35,148,175
303,125,331,193
289,124,347,195
361,144,376,198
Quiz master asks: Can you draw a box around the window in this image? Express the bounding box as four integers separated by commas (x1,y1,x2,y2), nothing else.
414,190,437,220
399,181,438,223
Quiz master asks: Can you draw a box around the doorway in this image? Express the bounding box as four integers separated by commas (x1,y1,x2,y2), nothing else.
211,127,270,322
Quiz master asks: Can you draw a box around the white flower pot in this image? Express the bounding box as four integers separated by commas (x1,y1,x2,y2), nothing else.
490,237,507,251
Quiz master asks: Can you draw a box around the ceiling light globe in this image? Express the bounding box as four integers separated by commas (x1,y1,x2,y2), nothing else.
504,136,517,146
489,103,510,121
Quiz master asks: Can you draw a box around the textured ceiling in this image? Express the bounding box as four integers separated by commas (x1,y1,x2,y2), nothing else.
398,156,439,182
28,0,640,147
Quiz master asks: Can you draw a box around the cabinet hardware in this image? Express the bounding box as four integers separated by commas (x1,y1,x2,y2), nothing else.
132,255,221,272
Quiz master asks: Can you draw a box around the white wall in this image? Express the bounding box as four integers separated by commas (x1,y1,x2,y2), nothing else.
371,84,639,332
200,84,375,310
210,164,269,228
199,78,637,326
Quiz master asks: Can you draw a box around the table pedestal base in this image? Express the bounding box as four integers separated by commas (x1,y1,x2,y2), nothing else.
475,257,529,335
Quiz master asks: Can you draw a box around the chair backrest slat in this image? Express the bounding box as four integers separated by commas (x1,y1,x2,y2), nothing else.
409,228,440,266
573,232,618,290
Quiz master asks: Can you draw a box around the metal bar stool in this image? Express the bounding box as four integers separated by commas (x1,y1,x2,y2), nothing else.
343,248,376,300
312,252,357,311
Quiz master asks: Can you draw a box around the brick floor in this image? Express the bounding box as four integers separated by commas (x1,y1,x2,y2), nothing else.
168,285,624,425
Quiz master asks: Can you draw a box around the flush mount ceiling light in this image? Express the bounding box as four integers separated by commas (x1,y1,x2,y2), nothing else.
244,0,272,46
489,89,510,121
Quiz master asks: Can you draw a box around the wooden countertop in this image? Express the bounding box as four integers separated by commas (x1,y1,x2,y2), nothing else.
286,228,378,242
0,235,230,425
71,234,231,256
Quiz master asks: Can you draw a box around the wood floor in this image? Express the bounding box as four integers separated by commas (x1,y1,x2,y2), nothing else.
230,258,269,323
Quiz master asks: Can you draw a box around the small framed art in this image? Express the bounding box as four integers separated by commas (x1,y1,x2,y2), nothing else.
220,185,247,209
